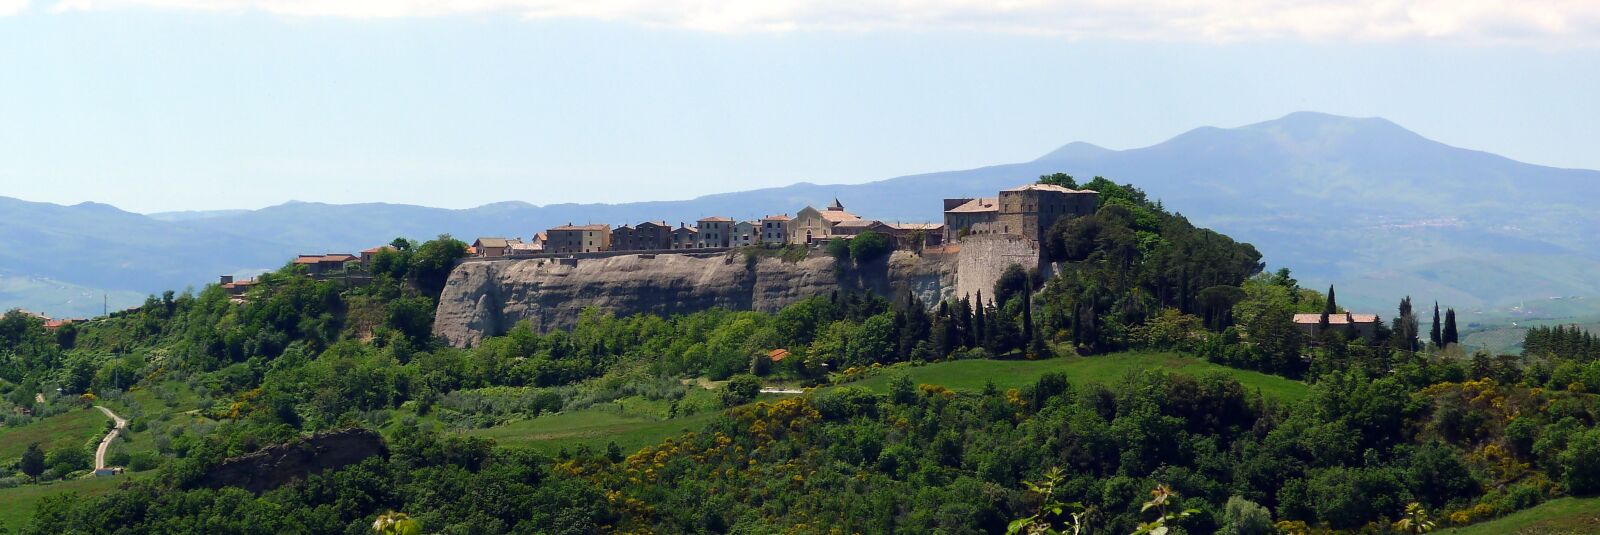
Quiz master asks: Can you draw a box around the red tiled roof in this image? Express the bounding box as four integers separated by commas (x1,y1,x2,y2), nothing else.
762,214,791,221
768,348,790,362
550,224,610,231
361,245,396,254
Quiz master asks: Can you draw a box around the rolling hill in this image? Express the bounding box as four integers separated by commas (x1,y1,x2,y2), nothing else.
3,111,1597,318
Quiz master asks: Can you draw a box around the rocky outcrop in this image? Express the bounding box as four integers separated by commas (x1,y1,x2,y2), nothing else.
433,250,959,346
195,428,386,494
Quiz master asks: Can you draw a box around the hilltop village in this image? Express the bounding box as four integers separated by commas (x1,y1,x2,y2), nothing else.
462,182,1099,257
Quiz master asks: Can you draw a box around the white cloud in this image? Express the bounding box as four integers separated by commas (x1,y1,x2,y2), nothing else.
0,0,27,16
39,0,1600,45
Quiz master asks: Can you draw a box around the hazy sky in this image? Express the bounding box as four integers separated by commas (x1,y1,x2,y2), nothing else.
1,1,1597,213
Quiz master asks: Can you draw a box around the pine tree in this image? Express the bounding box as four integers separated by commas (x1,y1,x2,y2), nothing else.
1440,302,1452,349
1443,308,1459,347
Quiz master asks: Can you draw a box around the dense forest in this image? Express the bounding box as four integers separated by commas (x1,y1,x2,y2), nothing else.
2,177,1598,534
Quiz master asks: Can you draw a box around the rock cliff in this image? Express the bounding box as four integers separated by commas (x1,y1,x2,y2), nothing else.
432,250,960,347
194,428,386,494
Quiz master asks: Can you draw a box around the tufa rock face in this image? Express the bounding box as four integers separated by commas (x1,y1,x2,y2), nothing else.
432,250,959,347
194,428,386,494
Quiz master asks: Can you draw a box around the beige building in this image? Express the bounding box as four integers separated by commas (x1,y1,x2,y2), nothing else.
547,224,611,253
472,237,512,258
790,199,861,244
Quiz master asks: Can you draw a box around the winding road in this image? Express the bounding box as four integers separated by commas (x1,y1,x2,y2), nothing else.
93,405,127,471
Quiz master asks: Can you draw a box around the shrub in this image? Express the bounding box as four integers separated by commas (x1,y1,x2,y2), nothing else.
720,375,762,407
1219,496,1274,535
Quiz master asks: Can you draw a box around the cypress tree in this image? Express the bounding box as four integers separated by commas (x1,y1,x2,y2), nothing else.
1022,279,1035,344
1324,285,1338,315
1440,302,1452,349
973,291,987,351
957,296,974,348
1443,308,1459,346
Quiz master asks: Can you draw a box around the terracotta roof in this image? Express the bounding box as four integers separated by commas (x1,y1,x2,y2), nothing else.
673,226,699,234
293,254,354,264
534,232,548,242
768,348,790,362
945,197,999,213
466,246,478,255
762,214,791,221
636,221,670,228
474,237,510,248
698,216,734,222
889,223,944,231
361,245,396,254
833,219,883,229
819,210,861,223
550,224,610,231
1005,183,1096,194
1293,313,1379,325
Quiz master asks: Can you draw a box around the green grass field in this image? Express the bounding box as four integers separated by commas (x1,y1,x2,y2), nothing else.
843,352,1311,402
0,408,109,461
1442,497,1600,534
465,406,724,455
0,474,145,531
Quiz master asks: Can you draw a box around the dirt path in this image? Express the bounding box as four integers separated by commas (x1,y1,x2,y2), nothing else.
93,406,127,471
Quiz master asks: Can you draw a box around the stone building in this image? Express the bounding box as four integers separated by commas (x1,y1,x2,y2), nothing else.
760,214,791,245
671,224,699,249
997,184,1098,242
942,197,999,242
696,217,734,248
733,221,759,247
633,221,673,250
547,224,611,253
1293,313,1380,340
944,183,1097,243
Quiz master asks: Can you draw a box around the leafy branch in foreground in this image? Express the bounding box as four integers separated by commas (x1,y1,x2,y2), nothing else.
1008,467,1090,535
1133,484,1197,535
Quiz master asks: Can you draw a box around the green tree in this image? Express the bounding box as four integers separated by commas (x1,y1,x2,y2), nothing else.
19,443,45,481
1037,173,1078,189
1440,302,1452,349
409,235,469,300
848,231,893,264
1561,428,1600,495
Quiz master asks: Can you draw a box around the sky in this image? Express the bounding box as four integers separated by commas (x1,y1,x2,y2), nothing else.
0,1,1597,213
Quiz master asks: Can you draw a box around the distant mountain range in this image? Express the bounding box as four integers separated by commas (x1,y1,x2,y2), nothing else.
5,111,1598,319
